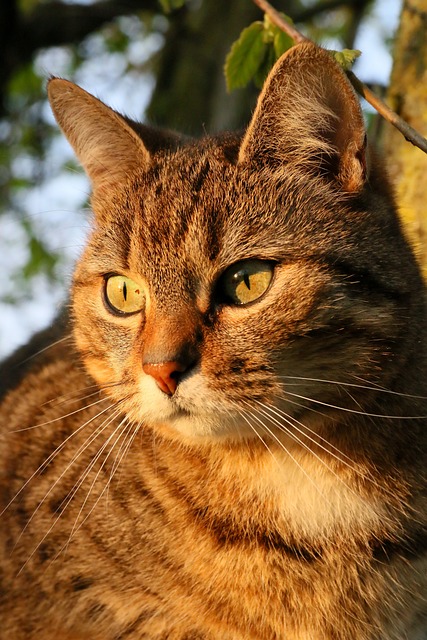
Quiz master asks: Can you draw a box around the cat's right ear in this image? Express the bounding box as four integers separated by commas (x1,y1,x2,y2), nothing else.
238,43,367,193
48,79,151,191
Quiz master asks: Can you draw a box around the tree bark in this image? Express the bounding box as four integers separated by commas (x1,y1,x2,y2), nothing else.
384,0,427,274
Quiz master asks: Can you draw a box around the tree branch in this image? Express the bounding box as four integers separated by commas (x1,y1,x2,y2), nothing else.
253,0,307,43
347,71,427,154
252,0,427,156
19,0,159,53
0,0,159,114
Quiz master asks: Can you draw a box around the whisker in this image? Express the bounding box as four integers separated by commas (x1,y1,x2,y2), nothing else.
253,401,371,502
278,375,427,400
18,334,73,366
240,400,330,503
53,418,143,565
1,401,119,517
233,407,282,468
12,396,110,432
255,400,402,501
274,392,333,422
64,414,131,547
108,419,142,490
257,400,355,463
15,409,120,546
16,405,126,573
46,406,125,518
42,380,126,408
279,389,427,419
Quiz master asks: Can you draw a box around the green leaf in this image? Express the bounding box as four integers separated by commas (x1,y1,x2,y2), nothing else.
273,29,294,59
158,0,185,13
224,22,267,91
329,48,361,71
253,44,276,89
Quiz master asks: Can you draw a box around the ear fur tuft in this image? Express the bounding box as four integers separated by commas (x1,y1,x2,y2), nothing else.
239,43,367,193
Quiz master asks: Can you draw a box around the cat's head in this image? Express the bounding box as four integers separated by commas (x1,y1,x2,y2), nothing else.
48,43,422,443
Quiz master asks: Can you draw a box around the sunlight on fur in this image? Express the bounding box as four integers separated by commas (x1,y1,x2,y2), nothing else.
0,43,426,640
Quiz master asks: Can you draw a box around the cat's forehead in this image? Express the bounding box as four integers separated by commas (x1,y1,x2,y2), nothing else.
127,147,240,282
91,136,343,296
124,142,275,262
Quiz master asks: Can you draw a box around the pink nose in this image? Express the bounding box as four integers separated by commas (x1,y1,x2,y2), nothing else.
142,361,187,396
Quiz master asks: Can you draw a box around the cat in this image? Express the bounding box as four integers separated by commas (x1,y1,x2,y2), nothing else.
1,41,426,640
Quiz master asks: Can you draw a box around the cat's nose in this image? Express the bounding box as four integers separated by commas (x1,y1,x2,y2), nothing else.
142,361,187,396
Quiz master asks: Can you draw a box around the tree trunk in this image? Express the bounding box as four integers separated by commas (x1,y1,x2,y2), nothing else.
384,0,427,275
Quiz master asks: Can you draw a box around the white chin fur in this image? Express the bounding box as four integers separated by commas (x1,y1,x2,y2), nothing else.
135,372,255,440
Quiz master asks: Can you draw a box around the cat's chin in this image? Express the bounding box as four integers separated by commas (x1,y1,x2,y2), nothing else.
136,398,257,442
129,373,259,442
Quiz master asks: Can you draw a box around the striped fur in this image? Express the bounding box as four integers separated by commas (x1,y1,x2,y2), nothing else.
1,43,426,639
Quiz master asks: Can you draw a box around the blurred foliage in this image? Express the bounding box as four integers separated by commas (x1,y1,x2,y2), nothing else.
158,0,186,13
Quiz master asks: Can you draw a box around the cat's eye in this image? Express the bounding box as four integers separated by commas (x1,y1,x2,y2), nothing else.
219,259,274,306
104,275,145,315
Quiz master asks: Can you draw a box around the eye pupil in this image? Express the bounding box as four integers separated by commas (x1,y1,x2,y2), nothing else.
219,259,274,306
104,275,145,315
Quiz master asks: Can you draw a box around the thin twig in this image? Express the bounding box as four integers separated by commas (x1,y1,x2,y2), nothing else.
252,0,427,156
347,71,427,154
253,0,308,43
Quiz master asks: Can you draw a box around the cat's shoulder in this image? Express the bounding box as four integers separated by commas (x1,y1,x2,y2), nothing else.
0,310,74,401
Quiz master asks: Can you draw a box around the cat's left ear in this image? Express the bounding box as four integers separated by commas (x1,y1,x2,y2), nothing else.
48,79,151,191
239,42,367,193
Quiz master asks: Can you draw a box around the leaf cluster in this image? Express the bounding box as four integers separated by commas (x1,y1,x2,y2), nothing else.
224,13,294,91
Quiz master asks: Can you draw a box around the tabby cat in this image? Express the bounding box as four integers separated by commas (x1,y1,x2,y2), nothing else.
1,42,426,640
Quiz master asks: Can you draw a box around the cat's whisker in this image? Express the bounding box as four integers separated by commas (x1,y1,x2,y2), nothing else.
253,401,373,504
108,418,142,490
17,334,74,366
0,401,120,517
52,419,143,566
12,403,124,548
339,386,365,413
273,391,333,422
256,400,402,501
258,400,355,464
50,406,126,517
11,395,111,432
240,400,331,502
279,388,427,419
278,374,427,401
62,414,132,552
16,405,126,573
41,384,102,407
78,419,142,528
233,407,282,468
43,379,128,408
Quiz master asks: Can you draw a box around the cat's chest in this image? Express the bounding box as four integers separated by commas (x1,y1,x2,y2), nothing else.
143,435,386,542
67,443,392,640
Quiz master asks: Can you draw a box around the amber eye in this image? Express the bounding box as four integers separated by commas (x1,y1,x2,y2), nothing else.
219,259,274,306
104,275,145,315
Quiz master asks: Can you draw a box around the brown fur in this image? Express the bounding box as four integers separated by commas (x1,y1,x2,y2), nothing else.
1,43,426,639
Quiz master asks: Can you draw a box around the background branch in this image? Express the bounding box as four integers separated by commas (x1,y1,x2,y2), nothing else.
0,0,158,114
